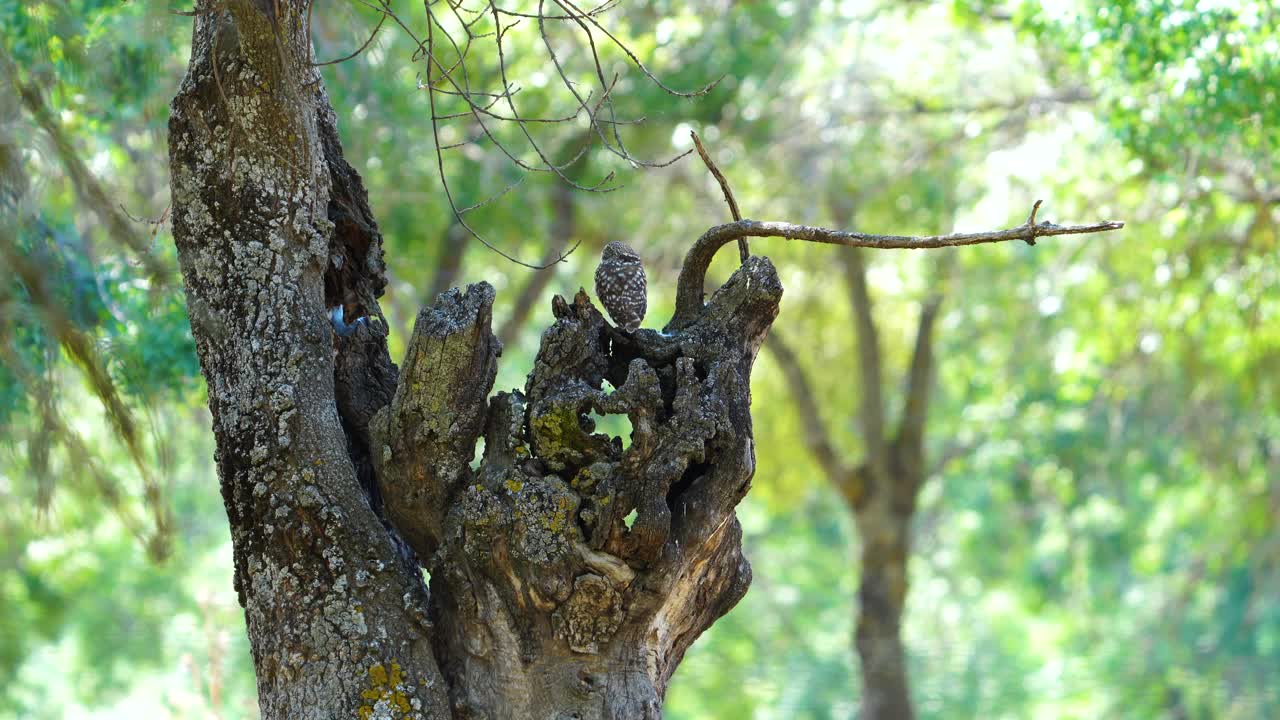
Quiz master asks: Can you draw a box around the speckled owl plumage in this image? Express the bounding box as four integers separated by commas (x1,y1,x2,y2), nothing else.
594,241,647,331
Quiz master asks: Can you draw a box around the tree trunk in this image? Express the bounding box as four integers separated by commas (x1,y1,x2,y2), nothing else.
372,267,779,717
168,4,779,717
852,472,914,720
848,439,924,719
168,4,451,717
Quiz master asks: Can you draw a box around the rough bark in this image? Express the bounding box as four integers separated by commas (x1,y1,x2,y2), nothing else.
170,6,1120,719
169,4,449,717
373,256,781,718
170,6,779,718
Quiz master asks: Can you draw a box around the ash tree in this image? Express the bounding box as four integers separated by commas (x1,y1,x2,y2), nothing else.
167,2,1119,717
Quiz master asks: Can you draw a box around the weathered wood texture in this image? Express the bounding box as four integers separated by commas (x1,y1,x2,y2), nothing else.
169,5,1120,719
374,256,781,717
170,5,780,718
168,3,449,718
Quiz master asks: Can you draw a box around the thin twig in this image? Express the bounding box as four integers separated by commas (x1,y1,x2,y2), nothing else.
312,13,386,66
690,130,748,263
1024,199,1043,245
328,0,724,268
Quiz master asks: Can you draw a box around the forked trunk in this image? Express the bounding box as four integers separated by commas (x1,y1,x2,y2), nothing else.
168,4,780,716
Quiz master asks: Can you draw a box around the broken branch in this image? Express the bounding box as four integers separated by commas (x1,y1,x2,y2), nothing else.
690,130,747,262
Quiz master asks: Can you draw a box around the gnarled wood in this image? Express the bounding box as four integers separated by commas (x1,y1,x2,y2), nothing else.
375,257,781,718
370,284,500,561
171,6,1126,719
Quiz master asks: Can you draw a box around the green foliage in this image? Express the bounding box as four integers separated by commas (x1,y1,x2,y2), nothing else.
0,409,258,718
1019,0,1279,173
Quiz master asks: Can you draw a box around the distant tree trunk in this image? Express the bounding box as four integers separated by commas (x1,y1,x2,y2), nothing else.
498,131,598,347
426,221,469,303
765,223,940,720
851,458,920,720
168,4,776,717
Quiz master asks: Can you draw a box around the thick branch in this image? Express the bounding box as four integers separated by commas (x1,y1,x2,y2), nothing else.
668,209,1124,330
370,283,500,560
424,257,779,718
897,295,941,455
841,248,887,460
764,333,862,505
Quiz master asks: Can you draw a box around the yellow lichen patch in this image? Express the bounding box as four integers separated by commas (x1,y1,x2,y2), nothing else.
530,405,580,454
357,660,412,719
570,467,592,491
546,494,574,533
505,478,524,494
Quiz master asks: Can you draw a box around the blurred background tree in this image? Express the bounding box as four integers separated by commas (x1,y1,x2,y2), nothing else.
1,0,1275,718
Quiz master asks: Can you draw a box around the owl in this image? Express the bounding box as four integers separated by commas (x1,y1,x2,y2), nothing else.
595,241,647,331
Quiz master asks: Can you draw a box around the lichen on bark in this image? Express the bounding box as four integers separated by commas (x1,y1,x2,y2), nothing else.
169,3,449,718
171,4,782,718
374,255,780,718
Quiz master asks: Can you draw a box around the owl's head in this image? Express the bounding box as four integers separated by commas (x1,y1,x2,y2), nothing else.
602,241,641,262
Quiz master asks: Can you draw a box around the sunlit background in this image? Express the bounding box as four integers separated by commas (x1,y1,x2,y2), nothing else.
2,0,1277,718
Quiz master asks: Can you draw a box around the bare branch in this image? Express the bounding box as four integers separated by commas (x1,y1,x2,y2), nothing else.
0,234,170,558
897,294,941,454
690,130,748,262
495,0,622,21
1024,199,1043,245
0,325,161,554
312,12,386,66
554,0,722,98
344,0,719,267
0,46,169,282
422,14,582,269
538,4,640,167
840,248,887,460
668,204,1124,330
